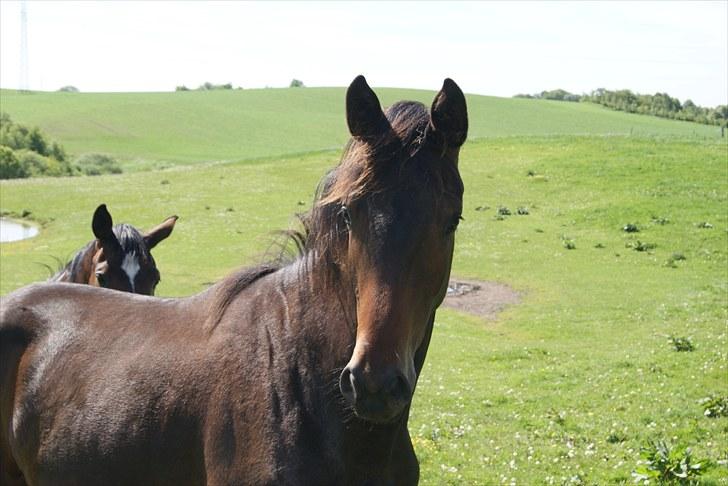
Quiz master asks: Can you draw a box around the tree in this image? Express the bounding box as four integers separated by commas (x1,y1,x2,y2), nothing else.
290,79,305,88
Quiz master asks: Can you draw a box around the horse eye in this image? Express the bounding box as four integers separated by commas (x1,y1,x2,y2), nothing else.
339,205,352,229
95,272,107,286
446,215,463,234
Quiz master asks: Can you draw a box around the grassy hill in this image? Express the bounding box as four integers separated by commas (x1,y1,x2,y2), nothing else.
1,136,726,483
0,85,726,483
0,88,721,171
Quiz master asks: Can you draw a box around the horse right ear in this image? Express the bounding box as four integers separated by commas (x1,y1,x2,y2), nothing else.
428,78,468,150
144,215,178,250
346,75,388,139
92,204,115,242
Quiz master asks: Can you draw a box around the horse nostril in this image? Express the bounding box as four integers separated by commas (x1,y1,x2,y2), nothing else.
386,373,411,403
339,367,356,404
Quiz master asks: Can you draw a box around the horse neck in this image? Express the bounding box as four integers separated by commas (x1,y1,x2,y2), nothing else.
276,254,357,361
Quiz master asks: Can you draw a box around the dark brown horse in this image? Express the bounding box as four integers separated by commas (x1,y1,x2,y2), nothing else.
0,75,467,485
50,204,177,295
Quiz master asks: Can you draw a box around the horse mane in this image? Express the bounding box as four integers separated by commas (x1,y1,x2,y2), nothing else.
205,101,433,329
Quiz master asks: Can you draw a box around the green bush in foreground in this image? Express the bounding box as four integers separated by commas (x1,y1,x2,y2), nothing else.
632,439,712,484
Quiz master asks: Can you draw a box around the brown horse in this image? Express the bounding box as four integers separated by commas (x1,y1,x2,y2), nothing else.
0,75,467,485
50,204,177,295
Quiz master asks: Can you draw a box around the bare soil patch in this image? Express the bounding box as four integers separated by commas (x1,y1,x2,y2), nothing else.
443,278,521,320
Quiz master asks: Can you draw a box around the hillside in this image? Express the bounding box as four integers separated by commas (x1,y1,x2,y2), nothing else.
0,88,721,171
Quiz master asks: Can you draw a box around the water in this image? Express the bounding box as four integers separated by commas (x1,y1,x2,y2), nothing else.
0,218,39,243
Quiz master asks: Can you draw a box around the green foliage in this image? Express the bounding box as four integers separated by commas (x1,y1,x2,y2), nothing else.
15,150,77,177
584,88,726,127
632,439,712,484
198,82,233,91
561,236,577,249
668,335,694,352
0,145,28,179
57,86,79,93
627,240,657,252
497,206,511,216
289,79,305,88
74,153,122,176
697,396,728,418
0,113,73,178
515,89,581,102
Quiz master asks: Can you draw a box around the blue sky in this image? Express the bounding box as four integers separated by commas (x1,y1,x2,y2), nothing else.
1,1,726,106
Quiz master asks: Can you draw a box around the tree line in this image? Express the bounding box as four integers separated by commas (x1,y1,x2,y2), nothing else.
515,89,727,128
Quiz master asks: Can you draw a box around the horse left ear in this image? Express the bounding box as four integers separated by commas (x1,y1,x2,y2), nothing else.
144,215,178,250
346,75,389,139
428,78,468,150
92,204,115,241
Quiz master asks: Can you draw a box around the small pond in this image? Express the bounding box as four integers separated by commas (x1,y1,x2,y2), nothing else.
0,218,39,243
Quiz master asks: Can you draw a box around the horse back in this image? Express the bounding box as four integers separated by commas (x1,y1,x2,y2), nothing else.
0,283,212,485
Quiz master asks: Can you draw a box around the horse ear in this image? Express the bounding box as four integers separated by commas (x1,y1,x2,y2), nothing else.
144,215,178,250
92,204,115,242
346,75,388,139
428,78,468,149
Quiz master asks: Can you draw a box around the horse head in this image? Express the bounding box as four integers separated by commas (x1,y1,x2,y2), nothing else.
333,76,468,423
90,204,177,295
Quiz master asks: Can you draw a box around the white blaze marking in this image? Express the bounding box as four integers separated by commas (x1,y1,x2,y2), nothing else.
121,253,141,292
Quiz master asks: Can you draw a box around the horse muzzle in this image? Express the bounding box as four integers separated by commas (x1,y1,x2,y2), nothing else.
339,363,412,423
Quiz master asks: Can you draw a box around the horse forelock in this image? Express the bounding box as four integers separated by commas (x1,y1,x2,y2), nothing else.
113,224,152,261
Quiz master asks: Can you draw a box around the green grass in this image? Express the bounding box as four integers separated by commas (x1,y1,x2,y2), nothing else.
0,88,721,171
1,135,726,484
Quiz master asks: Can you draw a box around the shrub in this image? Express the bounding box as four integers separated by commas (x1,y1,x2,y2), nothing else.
16,149,77,177
0,146,28,179
627,240,656,252
668,335,694,352
58,86,79,93
290,79,305,88
74,153,123,176
632,439,712,484
698,396,728,418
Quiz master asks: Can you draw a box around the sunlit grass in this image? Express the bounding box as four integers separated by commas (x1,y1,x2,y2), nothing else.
1,136,726,484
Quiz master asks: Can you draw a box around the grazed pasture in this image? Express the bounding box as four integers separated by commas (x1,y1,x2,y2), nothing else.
1,88,726,484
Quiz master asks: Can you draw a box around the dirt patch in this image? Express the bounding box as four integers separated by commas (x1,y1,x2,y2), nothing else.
443,278,521,320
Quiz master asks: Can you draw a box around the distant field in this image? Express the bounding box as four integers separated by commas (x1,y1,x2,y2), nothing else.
0,88,721,171
1,135,726,483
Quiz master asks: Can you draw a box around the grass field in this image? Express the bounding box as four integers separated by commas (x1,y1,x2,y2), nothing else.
2,135,726,484
1,88,727,484
1,88,722,171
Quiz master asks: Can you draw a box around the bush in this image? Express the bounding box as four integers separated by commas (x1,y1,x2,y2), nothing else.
290,79,305,88
16,150,77,177
58,86,79,93
74,153,122,176
0,146,28,179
